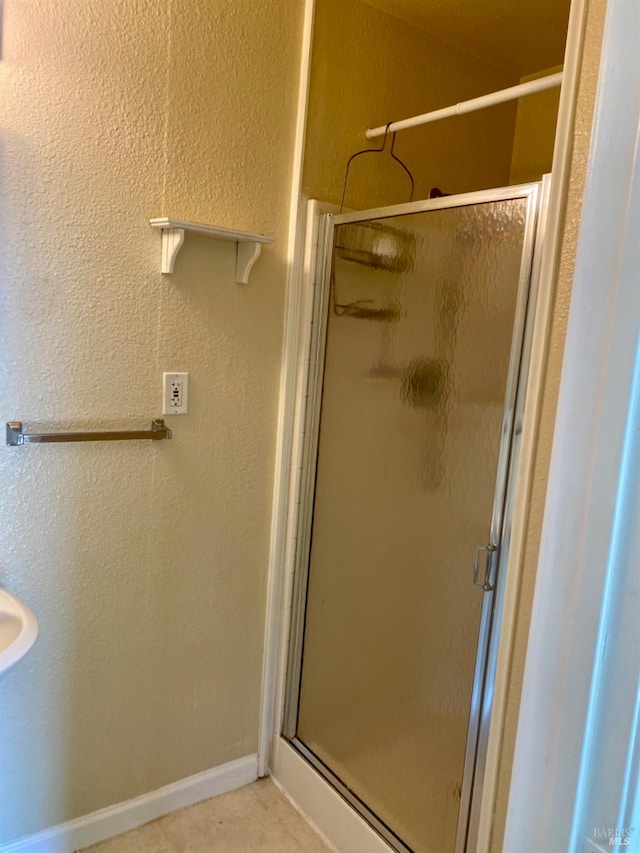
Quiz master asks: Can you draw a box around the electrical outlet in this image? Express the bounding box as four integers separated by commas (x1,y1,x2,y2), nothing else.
163,372,189,415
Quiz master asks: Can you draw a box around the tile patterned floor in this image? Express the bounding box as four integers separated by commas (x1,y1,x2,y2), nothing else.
82,779,332,852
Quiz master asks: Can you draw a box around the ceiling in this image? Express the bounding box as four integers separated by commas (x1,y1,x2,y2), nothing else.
361,0,572,78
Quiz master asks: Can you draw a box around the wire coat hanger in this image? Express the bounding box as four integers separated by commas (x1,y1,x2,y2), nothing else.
339,122,415,213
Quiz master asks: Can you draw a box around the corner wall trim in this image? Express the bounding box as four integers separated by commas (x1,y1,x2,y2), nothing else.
258,0,317,777
0,754,258,853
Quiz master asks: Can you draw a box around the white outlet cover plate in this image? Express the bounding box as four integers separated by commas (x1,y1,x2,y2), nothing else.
163,372,189,415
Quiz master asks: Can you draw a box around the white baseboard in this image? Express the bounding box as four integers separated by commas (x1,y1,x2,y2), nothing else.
1,754,258,853
272,737,391,853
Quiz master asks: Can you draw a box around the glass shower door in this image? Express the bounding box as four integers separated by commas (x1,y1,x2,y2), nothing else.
286,189,539,852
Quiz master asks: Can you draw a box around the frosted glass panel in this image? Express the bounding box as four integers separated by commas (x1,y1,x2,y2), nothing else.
295,199,528,852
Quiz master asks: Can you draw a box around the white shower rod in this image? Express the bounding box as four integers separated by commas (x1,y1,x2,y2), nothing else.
365,71,563,139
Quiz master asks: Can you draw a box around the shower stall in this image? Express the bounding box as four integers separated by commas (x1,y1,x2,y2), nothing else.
278,181,547,852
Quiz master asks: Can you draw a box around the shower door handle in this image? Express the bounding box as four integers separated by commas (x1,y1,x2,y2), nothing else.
473,544,497,591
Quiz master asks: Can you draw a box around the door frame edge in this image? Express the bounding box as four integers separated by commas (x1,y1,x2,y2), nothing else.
475,0,589,849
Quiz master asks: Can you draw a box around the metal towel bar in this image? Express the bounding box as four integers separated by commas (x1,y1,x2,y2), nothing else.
6,419,172,446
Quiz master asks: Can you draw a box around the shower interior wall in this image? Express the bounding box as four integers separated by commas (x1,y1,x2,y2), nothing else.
302,0,560,210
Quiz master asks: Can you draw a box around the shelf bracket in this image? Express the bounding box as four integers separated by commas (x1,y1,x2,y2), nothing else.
236,241,262,285
150,217,275,283
160,227,185,274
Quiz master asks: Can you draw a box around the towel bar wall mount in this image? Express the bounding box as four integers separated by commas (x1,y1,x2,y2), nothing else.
6,419,172,446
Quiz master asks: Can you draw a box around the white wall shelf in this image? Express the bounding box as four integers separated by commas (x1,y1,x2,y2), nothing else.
149,218,275,283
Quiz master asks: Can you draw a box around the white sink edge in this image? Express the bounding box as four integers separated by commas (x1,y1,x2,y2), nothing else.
0,588,39,675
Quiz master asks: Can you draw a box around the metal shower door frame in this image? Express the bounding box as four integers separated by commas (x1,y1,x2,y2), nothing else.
282,180,548,852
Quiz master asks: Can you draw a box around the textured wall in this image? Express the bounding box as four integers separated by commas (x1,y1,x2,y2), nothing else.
303,0,519,211
0,0,302,843
361,0,571,79
510,66,563,185
490,1,608,849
